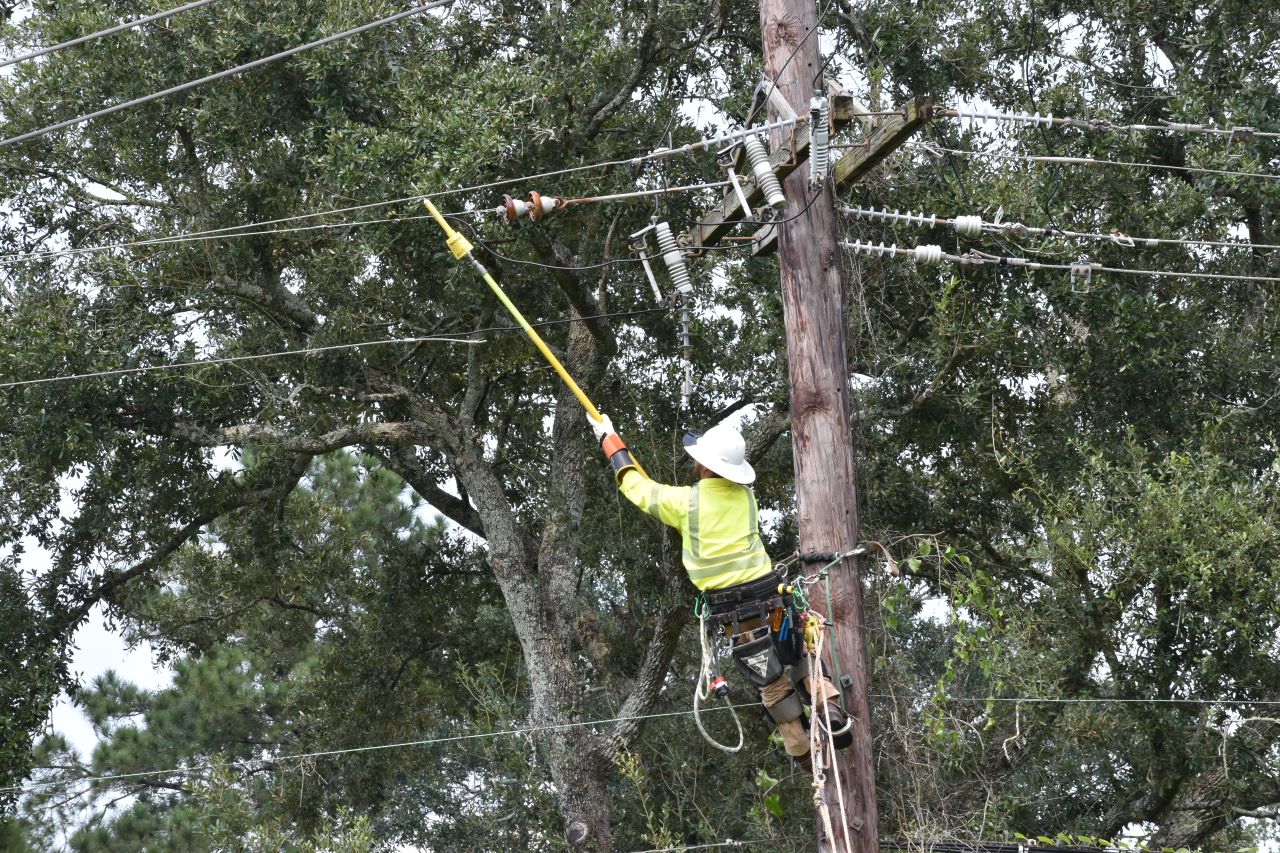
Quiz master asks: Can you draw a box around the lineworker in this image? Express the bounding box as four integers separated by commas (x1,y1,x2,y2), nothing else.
589,413,852,757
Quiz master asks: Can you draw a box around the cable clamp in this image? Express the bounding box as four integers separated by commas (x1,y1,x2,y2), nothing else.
1109,230,1135,248
1230,126,1255,142
1070,258,1100,291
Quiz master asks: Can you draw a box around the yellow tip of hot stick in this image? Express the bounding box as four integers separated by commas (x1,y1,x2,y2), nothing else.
423,198,473,259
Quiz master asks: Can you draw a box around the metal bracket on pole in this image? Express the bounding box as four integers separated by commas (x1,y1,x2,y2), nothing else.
753,77,799,125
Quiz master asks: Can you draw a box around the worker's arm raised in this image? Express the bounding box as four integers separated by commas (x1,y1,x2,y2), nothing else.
589,413,689,528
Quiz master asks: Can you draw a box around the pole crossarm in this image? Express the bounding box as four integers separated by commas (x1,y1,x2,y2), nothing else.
751,97,933,256
687,123,814,251
687,88,869,251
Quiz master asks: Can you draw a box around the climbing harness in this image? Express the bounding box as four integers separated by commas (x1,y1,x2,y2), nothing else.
424,199,647,476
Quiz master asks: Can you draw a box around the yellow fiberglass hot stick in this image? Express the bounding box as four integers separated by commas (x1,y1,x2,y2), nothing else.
423,199,603,421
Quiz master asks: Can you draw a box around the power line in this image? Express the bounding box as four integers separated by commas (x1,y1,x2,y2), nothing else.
885,694,1280,707
10,689,1279,796
0,0,221,69
0,181,731,267
620,842,774,853
2,702,757,795
941,106,1280,140
902,141,1280,182
0,126,789,266
840,204,1280,252
0,0,457,149
841,239,1280,285
0,335,480,390
0,306,669,390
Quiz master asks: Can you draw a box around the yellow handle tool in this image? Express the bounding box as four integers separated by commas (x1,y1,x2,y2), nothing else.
424,199,604,422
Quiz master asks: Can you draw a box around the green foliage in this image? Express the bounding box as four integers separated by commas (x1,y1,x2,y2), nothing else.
1,0,1279,850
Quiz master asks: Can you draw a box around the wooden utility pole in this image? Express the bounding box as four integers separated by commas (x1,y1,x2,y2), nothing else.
759,1,877,851
686,2,928,846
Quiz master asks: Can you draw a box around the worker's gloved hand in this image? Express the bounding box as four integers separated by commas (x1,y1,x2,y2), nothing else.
588,412,615,443
589,412,638,484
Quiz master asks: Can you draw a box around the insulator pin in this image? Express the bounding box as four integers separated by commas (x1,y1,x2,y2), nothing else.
655,222,692,294
742,134,786,209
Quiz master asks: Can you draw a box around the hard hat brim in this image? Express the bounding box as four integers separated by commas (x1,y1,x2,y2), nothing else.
682,431,756,485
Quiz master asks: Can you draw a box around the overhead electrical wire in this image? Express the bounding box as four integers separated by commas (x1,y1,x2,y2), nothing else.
0,335,481,390
0,128,789,266
0,0,221,69
0,306,670,390
841,239,1280,285
0,0,457,148
7,690,1279,796
903,141,1280,182
941,106,1280,140
0,183,729,268
0,702,758,795
840,203,1280,252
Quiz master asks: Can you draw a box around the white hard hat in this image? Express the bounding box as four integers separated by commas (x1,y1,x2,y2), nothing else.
682,424,755,485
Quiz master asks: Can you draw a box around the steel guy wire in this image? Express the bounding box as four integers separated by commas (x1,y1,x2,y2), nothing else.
0,0,457,148
904,141,1280,182
840,204,1280,252
0,0,221,68
0,307,669,390
9,691,1280,796
941,106,1280,140
0,129,790,266
840,239,1280,285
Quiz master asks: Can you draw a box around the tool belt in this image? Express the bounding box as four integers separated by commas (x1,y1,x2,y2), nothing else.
703,570,787,629
702,570,805,667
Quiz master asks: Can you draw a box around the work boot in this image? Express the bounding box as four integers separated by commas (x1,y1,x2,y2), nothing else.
818,702,853,750
776,717,810,757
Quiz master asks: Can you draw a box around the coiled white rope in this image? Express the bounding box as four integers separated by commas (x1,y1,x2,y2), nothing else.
806,623,847,852
694,609,744,753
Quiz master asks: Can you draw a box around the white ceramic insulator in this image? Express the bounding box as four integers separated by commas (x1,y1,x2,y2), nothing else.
912,244,943,264
849,240,898,258
743,135,786,209
809,95,830,187
656,222,692,294
538,195,557,214
510,199,530,219
954,215,983,236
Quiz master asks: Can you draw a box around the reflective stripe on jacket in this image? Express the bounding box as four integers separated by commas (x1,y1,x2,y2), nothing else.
618,470,772,590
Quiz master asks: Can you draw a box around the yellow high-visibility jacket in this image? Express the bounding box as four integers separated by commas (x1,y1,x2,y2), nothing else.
619,469,772,590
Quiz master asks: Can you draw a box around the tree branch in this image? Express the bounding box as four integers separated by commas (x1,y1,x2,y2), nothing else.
170,420,433,453
373,445,488,539
63,454,312,630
